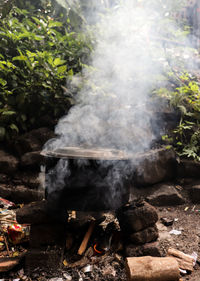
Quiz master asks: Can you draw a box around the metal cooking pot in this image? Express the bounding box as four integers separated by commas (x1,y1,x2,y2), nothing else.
41,147,133,212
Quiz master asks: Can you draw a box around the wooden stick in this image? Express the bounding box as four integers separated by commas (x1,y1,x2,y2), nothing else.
126,256,180,281
167,248,194,272
3,234,11,257
78,220,95,255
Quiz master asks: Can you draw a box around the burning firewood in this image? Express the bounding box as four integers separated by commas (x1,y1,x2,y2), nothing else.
78,220,96,255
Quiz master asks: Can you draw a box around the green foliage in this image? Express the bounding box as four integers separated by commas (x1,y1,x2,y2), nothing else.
0,0,13,19
157,72,200,161
0,6,92,140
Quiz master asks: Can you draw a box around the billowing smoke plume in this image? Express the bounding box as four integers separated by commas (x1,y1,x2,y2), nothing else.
44,0,192,210
45,0,171,153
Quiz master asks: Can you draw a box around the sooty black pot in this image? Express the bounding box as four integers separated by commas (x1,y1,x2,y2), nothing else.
42,147,133,212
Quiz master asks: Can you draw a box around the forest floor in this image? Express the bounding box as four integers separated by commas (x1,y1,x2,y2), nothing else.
158,204,200,281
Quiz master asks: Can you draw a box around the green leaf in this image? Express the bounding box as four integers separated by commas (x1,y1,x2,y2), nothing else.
33,35,44,41
57,65,67,74
165,145,172,150
47,57,53,66
68,69,74,76
12,55,27,61
162,135,168,141
2,111,16,116
42,82,51,89
6,61,16,69
0,127,5,139
0,78,7,86
32,17,42,25
10,124,19,133
54,58,66,66
48,21,63,28
21,114,27,122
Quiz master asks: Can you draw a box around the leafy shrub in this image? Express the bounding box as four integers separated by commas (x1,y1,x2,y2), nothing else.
157,72,200,161
0,6,92,141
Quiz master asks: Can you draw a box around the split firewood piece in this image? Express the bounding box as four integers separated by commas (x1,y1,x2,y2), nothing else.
167,247,194,272
78,220,96,255
126,256,180,281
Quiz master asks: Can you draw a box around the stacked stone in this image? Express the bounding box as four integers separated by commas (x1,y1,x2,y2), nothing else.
16,200,67,274
117,200,160,257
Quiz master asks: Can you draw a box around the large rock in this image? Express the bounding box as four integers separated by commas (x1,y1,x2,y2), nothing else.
189,185,200,203
130,225,159,244
146,184,185,206
125,241,161,257
132,183,185,206
0,150,19,175
117,201,158,233
14,127,55,156
16,200,50,224
0,184,44,204
153,109,180,135
20,151,44,170
177,159,200,179
134,147,177,186
16,200,68,224
13,172,42,189
178,178,200,186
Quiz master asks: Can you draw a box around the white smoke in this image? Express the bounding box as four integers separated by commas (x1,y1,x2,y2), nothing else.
43,0,196,210
45,0,174,153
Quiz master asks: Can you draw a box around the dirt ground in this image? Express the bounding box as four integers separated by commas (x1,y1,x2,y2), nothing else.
1,204,200,280
158,204,200,281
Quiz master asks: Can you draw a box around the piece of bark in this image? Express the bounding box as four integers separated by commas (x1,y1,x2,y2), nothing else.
78,220,95,255
126,256,180,281
167,248,194,272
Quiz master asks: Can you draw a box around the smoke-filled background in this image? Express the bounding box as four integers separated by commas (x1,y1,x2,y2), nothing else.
43,0,197,210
